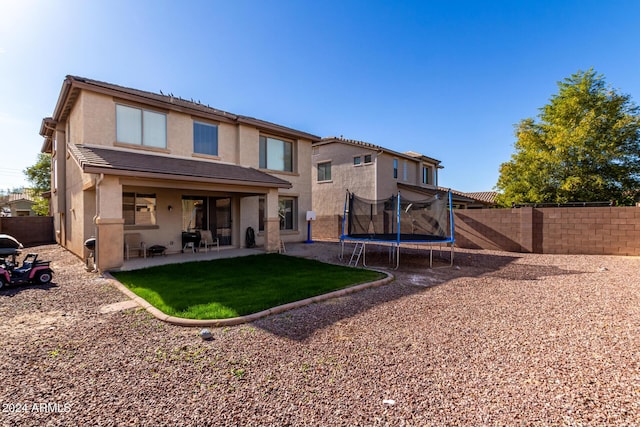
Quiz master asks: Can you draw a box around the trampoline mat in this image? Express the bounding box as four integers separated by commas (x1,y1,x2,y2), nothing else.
346,233,450,242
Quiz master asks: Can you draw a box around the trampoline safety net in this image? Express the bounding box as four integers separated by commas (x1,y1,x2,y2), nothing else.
345,190,453,242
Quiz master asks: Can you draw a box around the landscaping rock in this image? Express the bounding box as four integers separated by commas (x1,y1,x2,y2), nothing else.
1,242,639,425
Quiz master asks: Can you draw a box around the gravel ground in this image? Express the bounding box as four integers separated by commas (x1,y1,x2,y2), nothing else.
1,242,639,426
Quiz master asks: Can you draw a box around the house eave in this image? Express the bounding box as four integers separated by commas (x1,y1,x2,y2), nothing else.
81,166,292,189
316,137,442,165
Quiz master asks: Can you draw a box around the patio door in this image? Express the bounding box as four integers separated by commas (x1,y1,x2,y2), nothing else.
182,196,232,246
212,197,232,246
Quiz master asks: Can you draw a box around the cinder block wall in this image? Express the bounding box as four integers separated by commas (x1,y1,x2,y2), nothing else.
0,216,55,247
454,207,640,256
314,208,640,255
313,215,344,240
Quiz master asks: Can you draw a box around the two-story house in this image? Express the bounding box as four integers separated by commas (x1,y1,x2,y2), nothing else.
40,76,320,270
311,136,486,239
311,136,445,215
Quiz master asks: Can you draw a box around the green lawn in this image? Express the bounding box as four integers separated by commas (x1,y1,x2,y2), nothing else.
112,253,385,320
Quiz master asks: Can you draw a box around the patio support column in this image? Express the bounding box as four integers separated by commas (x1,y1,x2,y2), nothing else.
96,218,124,270
264,188,280,253
95,175,125,271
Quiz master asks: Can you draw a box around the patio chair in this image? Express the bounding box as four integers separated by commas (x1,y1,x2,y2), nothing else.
124,233,146,260
198,229,219,253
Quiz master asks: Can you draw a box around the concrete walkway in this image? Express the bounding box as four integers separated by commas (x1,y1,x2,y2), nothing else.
116,247,264,271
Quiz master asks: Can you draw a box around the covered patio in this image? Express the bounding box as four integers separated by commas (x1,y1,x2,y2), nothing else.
64,144,292,271
114,246,266,272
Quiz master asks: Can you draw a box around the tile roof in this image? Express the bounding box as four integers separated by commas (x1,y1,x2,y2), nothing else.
316,136,442,165
7,191,37,203
397,183,476,204
465,191,497,204
68,144,292,189
397,183,498,206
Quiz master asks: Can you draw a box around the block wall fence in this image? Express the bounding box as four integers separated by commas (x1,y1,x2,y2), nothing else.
313,207,640,256
0,216,55,247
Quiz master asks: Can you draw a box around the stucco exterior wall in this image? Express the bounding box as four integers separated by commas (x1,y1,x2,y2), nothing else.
238,126,260,167
47,80,317,268
77,92,114,146
64,154,87,257
274,138,313,243
219,123,238,164
75,92,243,167
312,144,378,217
167,112,191,157
312,140,443,221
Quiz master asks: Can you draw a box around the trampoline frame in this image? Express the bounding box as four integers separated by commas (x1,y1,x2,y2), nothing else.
340,191,455,269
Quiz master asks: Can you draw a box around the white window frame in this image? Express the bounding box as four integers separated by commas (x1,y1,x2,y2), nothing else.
259,135,294,172
258,196,298,231
279,197,297,231
317,161,332,182
116,104,167,148
193,121,218,156
422,166,430,185
123,192,157,225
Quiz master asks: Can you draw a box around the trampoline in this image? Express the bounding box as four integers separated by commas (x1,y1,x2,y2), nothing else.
340,190,455,269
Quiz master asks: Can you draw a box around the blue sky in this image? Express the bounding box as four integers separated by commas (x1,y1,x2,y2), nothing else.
1,0,639,193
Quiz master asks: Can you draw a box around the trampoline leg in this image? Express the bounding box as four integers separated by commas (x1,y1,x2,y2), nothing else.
450,244,455,267
429,246,433,268
394,244,400,270
362,242,367,267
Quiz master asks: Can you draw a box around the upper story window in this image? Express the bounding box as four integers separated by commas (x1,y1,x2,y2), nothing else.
116,105,166,148
393,159,398,179
259,135,293,172
193,122,218,156
123,192,157,225
422,166,431,184
353,156,362,166
317,161,332,181
403,160,408,181
364,154,372,164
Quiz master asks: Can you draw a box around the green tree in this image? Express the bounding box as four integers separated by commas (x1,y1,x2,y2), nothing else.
496,69,640,206
23,153,51,216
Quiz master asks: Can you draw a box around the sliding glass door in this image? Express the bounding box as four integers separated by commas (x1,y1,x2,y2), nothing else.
181,196,232,246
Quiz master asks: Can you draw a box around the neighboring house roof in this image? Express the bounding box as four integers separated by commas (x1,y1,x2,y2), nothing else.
7,191,37,204
68,144,292,189
465,191,497,205
397,183,497,206
397,183,477,204
315,136,443,167
41,75,321,152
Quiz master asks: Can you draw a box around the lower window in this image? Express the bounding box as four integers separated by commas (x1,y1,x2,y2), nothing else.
279,197,296,230
123,192,157,225
258,196,297,231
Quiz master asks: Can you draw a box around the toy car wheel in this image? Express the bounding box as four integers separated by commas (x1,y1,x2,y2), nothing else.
34,271,52,285
0,277,5,290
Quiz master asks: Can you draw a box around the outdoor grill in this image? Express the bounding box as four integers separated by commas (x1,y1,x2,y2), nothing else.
181,231,200,252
